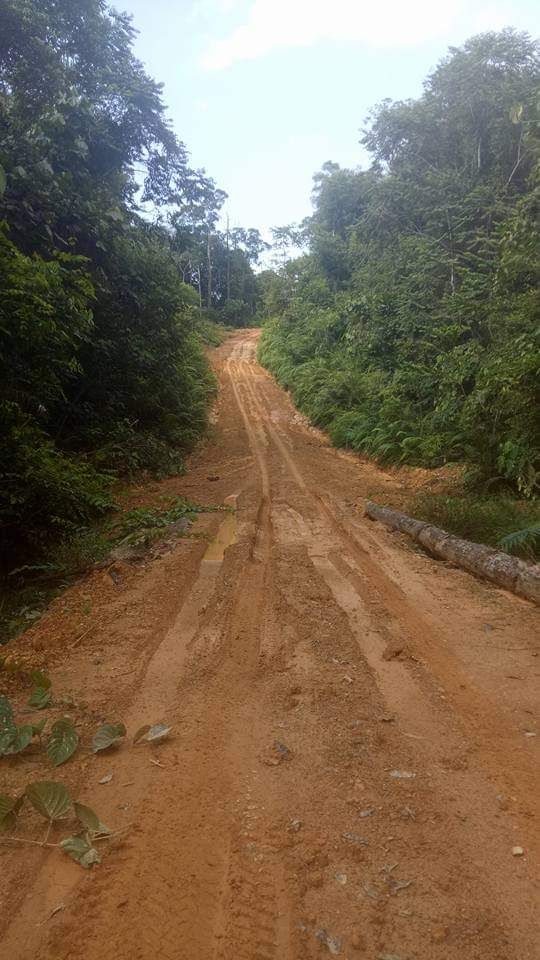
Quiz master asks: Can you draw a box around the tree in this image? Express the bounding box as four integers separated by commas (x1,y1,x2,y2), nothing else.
0,0,222,554
260,30,540,496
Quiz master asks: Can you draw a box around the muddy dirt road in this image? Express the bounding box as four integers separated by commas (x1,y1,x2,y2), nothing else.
1,329,539,959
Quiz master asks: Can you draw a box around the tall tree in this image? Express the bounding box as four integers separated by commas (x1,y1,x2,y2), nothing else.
260,30,540,497
0,0,219,553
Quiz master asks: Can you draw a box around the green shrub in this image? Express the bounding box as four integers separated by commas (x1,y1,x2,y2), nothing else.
258,32,539,497
0,405,113,554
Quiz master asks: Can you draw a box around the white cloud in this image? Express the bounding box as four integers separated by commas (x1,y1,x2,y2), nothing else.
201,0,474,70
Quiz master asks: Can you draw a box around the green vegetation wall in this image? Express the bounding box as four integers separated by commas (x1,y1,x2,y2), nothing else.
259,30,540,498
0,0,259,558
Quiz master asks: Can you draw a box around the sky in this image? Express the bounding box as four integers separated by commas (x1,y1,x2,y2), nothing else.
121,0,539,241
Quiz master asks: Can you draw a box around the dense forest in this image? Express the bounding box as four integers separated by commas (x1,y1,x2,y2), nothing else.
259,31,539,512
0,0,263,562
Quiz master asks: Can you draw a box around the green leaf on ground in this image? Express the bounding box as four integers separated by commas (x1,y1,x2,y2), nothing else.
47,718,79,767
0,794,23,832
0,698,17,755
73,801,101,834
91,722,126,753
0,730,16,755
4,725,34,755
29,670,52,690
0,696,17,754
60,833,101,868
28,686,52,709
0,696,13,723
25,781,72,821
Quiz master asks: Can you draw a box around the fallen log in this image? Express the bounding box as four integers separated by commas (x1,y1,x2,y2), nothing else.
364,500,540,605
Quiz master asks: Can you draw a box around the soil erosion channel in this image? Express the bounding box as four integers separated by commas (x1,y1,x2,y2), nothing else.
1,330,539,960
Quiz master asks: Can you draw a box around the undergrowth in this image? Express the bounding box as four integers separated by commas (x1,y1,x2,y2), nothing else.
410,493,540,560
111,497,216,541
1,496,226,644
197,318,231,347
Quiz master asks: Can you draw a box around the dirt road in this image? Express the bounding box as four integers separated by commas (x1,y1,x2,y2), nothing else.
1,330,539,959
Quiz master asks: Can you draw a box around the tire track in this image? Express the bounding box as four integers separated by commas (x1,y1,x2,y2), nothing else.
241,347,538,773
227,338,540,949
3,330,537,960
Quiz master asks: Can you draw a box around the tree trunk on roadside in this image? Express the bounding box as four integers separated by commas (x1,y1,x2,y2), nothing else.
364,500,540,604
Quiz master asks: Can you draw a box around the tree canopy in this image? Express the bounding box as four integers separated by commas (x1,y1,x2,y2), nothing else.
259,30,540,498
0,0,260,556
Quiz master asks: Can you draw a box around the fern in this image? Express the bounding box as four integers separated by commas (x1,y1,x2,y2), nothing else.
498,524,540,558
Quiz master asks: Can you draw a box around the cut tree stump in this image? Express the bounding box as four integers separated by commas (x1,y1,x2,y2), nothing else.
364,500,540,605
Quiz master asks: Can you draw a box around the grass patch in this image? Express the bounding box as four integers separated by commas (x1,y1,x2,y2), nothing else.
110,496,217,543
411,493,540,560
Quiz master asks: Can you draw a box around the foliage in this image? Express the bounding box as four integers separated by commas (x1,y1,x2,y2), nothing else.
498,523,540,558
25,781,72,821
0,683,170,771
410,493,540,559
47,718,79,767
2,779,107,868
91,722,126,753
0,693,171,868
171,219,268,325
0,0,256,580
27,683,52,709
197,318,230,346
259,30,540,500
1,495,222,643
0,689,47,755
40,526,111,579
0,225,115,551
110,496,220,541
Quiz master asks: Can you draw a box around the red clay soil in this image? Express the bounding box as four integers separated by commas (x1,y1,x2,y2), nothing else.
1,329,539,960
